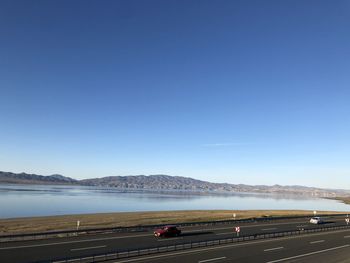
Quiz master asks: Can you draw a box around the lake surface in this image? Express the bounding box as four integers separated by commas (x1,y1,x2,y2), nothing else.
0,184,349,219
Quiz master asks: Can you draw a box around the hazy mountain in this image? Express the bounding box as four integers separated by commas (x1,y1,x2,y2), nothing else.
1,171,348,197
0,171,78,185
80,174,348,197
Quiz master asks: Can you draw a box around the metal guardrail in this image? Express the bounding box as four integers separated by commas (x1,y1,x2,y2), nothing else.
0,213,348,243
49,224,350,263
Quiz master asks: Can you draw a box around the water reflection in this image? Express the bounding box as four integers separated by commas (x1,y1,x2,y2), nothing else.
0,184,349,219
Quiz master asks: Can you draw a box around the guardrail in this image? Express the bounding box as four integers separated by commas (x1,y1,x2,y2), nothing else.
1,213,347,243
48,224,350,263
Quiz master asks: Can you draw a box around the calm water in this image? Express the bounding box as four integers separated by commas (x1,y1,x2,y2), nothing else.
0,184,349,219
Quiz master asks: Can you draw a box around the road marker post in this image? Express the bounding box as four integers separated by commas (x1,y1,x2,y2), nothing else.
76,220,80,235
234,226,240,237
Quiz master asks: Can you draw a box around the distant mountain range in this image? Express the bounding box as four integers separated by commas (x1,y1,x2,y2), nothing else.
0,171,78,185
1,171,349,197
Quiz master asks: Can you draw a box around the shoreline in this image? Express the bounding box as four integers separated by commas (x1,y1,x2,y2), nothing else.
0,209,347,235
326,196,350,205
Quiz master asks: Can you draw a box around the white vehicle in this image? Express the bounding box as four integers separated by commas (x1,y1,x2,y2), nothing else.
310,217,323,224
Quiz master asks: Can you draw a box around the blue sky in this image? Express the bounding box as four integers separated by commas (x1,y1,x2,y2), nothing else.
1,0,350,188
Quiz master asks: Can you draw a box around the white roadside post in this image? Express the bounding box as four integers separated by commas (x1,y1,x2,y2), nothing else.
346,217,349,225
76,220,80,235
234,226,240,237
233,213,236,220
313,211,317,216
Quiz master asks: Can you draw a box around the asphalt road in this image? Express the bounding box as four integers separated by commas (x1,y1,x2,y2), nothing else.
113,227,350,263
0,215,349,263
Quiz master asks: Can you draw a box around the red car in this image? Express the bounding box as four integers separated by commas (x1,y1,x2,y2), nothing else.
154,225,181,237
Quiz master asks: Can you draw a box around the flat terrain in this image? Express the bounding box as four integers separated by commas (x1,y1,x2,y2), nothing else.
1,214,349,263
0,210,347,234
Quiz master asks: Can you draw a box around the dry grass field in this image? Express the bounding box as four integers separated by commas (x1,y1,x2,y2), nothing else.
0,210,347,235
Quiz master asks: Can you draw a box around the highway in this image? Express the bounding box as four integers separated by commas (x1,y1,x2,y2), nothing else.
0,215,349,263
113,228,350,263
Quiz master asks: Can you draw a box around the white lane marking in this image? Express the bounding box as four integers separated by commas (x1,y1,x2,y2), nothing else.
110,228,350,263
310,240,324,244
261,228,277,231
0,233,151,250
70,245,106,251
344,235,350,238
157,237,183,242
266,244,350,263
264,247,283,252
198,256,226,263
296,225,307,228
216,232,234,235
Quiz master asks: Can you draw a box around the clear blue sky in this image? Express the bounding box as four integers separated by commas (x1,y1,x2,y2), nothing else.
1,0,349,188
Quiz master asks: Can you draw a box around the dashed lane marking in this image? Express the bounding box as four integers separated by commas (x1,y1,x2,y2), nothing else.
264,247,284,252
